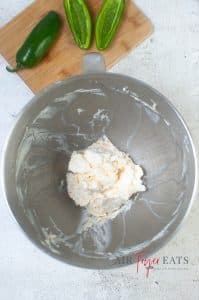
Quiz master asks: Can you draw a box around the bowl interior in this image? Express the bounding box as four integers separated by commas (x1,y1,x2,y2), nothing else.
3,74,196,268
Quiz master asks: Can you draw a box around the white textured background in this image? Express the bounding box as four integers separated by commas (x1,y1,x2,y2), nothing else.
0,1,199,299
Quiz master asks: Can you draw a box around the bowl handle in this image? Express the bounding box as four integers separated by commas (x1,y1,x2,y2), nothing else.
82,53,106,74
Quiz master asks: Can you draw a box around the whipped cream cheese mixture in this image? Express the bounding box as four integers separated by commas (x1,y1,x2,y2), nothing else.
67,136,146,224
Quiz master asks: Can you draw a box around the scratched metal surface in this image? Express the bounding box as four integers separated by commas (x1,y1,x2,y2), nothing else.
0,0,199,299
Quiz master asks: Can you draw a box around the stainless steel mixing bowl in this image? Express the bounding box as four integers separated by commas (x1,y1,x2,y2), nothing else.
2,53,198,269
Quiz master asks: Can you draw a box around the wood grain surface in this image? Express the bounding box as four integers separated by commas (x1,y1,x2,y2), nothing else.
0,0,153,93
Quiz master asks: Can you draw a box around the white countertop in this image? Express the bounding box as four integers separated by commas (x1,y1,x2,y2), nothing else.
0,1,199,299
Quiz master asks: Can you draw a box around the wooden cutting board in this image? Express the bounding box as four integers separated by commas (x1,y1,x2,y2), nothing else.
0,0,153,93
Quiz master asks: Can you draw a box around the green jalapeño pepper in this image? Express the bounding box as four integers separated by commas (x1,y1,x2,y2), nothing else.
6,11,61,72
95,0,125,51
63,0,92,50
